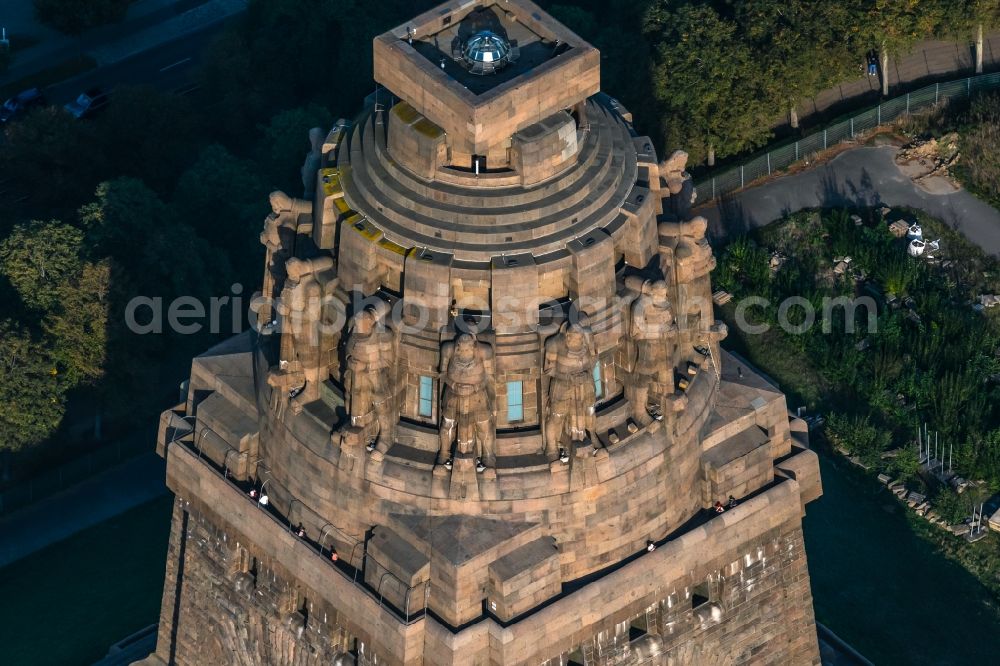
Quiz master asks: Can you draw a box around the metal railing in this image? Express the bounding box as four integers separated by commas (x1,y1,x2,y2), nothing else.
694,72,1000,204
169,422,428,625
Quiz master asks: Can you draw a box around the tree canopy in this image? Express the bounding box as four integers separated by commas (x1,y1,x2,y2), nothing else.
33,0,130,36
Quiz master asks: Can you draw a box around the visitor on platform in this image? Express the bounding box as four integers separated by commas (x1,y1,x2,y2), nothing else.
258,492,269,507
330,549,339,562
728,495,738,508
714,501,725,513
249,488,257,499
296,524,306,538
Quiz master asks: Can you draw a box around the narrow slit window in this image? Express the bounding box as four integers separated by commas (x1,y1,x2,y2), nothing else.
593,362,604,399
418,375,433,417
507,380,523,422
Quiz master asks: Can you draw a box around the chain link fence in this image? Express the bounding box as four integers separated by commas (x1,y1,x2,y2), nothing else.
694,72,1000,204
0,436,149,516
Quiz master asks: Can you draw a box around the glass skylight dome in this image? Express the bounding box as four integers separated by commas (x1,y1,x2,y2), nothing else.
462,30,511,69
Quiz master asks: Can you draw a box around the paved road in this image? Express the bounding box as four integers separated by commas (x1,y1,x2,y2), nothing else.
699,145,1000,256
45,20,224,105
0,0,199,81
1,0,242,105
0,453,167,568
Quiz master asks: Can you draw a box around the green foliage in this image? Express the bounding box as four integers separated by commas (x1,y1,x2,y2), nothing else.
81,178,226,300
956,92,1000,208
172,145,267,283
634,0,994,164
0,321,64,452
94,87,205,194
644,3,773,163
1,106,105,213
932,486,982,524
826,412,890,465
200,0,435,142
860,0,950,55
43,259,109,387
720,207,1000,486
890,445,922,483
33,0,130,36
258,105,333,193
719,236,771,291
876,256,918,295
0,219,110,449
730,1,859,107
0,220,84,311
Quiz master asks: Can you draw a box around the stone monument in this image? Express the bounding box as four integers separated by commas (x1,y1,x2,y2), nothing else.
148,2,824,664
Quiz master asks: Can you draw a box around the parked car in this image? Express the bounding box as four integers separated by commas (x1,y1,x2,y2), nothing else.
0,87,46,123
64,87,110,119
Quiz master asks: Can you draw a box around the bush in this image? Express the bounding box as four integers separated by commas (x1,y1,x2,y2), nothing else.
33,0,130,35
957,92,1000,208
824,413,891,466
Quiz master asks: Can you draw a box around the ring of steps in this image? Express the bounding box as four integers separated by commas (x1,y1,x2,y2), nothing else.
366,99,613,209
338,99,639,262
365,118,611,222
342,107,620,232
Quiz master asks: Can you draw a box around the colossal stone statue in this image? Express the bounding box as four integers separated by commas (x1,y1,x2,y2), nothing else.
659,215,716,331
659,149,696,219
437,334,496,472
342,307,396,453
302,127,325,199
543,320,598,462
259,191,312,325
268,256,336,411
627,280,678,425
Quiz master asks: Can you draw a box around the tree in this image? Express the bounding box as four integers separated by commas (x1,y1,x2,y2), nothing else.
200,0,435,142
968,1,1000,73
860,0,951,95
0,220,84,312
0,320,65,452
33,0,130,35
547,5,599,39
95,87,205,193
957,91,1000,207
825,412,891,465
258,105,333,193
44,259,110,387
172,144,268,283
644,3,774,164
0,106,106,213
78,178,229,425
80,178,222,300
729,1,860,128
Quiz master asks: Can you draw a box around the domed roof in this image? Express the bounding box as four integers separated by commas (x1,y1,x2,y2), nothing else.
462,30,511,67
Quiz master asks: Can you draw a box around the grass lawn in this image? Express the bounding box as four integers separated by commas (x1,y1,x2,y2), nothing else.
0,495,172,665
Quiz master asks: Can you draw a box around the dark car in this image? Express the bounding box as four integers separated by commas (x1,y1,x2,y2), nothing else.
64,87,110,119
0,87,46,123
